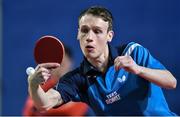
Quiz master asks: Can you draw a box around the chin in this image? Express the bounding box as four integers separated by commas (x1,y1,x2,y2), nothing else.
86,54,98,60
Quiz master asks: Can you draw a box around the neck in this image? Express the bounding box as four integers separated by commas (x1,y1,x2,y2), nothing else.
87,45,109,73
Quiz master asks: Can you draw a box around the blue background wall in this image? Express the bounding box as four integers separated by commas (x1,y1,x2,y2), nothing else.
2,0,180,115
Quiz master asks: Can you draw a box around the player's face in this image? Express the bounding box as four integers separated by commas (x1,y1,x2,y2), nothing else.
78,14,113,60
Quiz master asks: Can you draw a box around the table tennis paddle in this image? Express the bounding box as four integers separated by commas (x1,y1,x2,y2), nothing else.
34,35,65,64
26,35,64,75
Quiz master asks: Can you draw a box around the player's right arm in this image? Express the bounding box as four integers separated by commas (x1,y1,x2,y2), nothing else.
28,63,63,111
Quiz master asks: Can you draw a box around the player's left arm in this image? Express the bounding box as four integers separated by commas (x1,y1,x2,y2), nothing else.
114,55,177,89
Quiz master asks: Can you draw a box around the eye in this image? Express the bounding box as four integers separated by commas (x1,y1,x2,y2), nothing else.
94,29,102,34
80,27,89,33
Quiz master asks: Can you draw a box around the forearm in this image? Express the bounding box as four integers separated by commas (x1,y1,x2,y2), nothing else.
28,84,49,111
28,82,63,111
27,63,63,111
136,66,177,89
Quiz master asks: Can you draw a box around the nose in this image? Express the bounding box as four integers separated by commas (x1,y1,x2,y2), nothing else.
86,30,94,42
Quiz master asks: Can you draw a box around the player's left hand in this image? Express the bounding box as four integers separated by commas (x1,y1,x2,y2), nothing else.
114,56,141,75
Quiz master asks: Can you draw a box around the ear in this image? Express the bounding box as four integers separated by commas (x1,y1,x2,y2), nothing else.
107,30,114,42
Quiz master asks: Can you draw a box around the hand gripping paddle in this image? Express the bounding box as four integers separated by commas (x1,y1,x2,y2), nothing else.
25,36,89,116
26,35,65,91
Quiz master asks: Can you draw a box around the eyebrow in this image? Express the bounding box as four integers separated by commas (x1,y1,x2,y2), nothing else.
80,25,103,30
93,26,102,30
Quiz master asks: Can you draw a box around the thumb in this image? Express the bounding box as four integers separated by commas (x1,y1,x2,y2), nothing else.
38,63,60,69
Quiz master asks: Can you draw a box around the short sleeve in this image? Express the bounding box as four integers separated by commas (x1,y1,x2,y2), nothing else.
56,75,81,103
123,42,166,70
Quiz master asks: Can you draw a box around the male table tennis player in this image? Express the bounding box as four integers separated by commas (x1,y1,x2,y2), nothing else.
28,6,177,116
23,46,94,116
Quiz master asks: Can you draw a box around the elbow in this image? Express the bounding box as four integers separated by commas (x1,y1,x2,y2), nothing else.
34,103,53,112
164,71,177,89
36,106,51,113
170,78,177,89
34,105,50,112
166,77,177,89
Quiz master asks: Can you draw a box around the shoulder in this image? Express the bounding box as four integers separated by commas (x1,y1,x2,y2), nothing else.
111,42,147,59
118,42,148,56
59,66,85,84
61,67,81,80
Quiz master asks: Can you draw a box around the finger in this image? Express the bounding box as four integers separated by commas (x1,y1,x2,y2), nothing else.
35,63,60,71
31,75,46,84
41,70,51,80
34,67,50,81
43,76,50,82
114,56,127,65
41,72,51,77
39,63,60,69
114,61,122,71
35,67,50,79
114,57,131,71
114,57,120,67
114,59,121,71
114,57,122,71
38,67,50,74
37,72,51,83
120,56,133,68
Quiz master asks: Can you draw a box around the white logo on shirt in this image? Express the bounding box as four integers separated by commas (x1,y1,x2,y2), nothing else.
105,91,121,104
117,75,126,83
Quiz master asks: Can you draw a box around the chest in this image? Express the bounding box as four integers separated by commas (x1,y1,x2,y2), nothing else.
85,66,148,114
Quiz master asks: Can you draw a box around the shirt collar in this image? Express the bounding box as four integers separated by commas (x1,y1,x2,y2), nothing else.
108,43,119,64
80,43,119,76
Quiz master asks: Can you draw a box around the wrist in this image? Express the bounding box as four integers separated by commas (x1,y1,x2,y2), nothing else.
135,65,143,75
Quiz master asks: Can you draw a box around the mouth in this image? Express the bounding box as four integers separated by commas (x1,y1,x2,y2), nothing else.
85,45,94,51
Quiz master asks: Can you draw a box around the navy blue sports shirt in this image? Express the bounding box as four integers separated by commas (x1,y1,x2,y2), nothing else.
56,42,176,116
